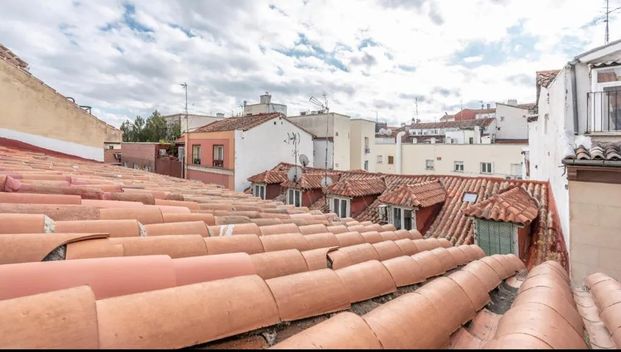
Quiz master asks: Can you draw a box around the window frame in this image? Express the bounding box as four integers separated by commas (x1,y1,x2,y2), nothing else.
480,162,493,174
191,144,201,165
253,183,266,200
387,155,394,165
330,196,351,218
212,144,224,168
287,188,302,207
377,155,383,164
454,161,464,173
425,159,434,170
388,206,415,230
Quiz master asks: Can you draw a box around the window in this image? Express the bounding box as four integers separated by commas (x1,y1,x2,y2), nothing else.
500,116,505,121
463,192,478,203
213,145,224,168
425,159,434,170
330,197,350,218
480,162,493,174
253,184,266,200
468,137,474,144
387,156,394,165
192,145,201,165
377,155,383,164
510,163,522,178
364,160,369,171
388,206,415,230
454,161,464,173
364,137,370,153
287,188,301,207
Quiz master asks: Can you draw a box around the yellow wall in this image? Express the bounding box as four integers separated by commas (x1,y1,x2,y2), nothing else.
0,58,121,156
569,180,621,283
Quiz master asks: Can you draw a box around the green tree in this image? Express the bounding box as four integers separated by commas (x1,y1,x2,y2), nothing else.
120,110,181,143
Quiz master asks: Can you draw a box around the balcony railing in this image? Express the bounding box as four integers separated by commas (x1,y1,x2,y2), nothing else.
587,91,621,133
212,159,224,168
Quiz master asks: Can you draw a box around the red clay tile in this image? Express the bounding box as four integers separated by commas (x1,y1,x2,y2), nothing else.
162,213,215,225
518,275,574,306
482,333,552,349
151,204,192,214
362,292,450,348
467,308,501,341
96,275,280,348
381,255,426,287
259,223,300,236
380,223,396,231
329,243,380,269
304,232,339,249
417,277,476,332
300,247,337,270
266,269,350,321
0,255,176,300
110,235,208,258
207,223,261,236
378,230,399,242
272,312,383,349
65,238,125,260
450,327,483,349
446,246,469,266
99,207,163,224
512,286,583,336
429,247,458,272
55,219,142,237
326,224,348,234
143,221,209,237
82,199,145,208
411,250,444,278
360,230,383,243
298,224,328,235
335,231,366,247
259,233,310,252
173,253,255,286
250,249,309,279
204,234,264,255
447,270,491,311
0,286,99,348
335,260,397,303
480,256,513,279
394,238,419,255
372,240,404,261
461,260,502,292
393,229,414,240
0,232,108,264
154,199,200,211
0,213,51,233
0,192,81,204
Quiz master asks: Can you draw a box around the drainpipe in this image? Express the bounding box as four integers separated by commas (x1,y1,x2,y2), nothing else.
395,131,406,174
569,60,579,135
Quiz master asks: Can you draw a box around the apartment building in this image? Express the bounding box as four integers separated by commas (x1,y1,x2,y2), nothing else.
162,113,223,133
242,92,287,116
528,39,621,282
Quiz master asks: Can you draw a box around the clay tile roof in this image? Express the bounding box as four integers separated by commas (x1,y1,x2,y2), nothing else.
408,117,495,130
247,169,287,184
463,186,539,226
378,180,446,208
327,176,386,197
281,172,340,190
566,142,621,161
536,70,560,88
193,112,283,132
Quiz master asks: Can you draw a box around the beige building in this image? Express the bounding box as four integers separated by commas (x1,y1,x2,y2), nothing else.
564,145,621,283
349,119,376,171
242,92,287,116
0,44,121,161
288,112,353,171
374,142,526,178
163,113,223,133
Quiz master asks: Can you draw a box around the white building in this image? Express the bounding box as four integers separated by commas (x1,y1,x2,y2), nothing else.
527,39,621,281
243,92,287,116
163,113,224,133
495,100,533,141
185,112,314,191
287,112,353,171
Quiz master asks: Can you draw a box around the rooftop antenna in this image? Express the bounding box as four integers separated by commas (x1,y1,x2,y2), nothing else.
598,0,621,44
309,93,331,207
415,97,419,121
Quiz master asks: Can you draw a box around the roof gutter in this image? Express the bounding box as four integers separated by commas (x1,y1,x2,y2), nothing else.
569,59,579,135
562,158,621,167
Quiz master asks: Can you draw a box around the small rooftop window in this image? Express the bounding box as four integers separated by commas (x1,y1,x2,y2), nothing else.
463,192,478,203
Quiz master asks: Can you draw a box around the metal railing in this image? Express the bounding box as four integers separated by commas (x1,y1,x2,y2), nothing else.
587,91,621,132
212,159,224,168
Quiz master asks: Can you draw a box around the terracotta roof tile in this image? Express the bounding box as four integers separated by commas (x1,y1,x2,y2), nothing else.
281,172,340,190
327,176,386,197
536,70,560,88
247,169,287,184
463,186,539,226
568,142,621,161
193,112,282,132
378,180,446,208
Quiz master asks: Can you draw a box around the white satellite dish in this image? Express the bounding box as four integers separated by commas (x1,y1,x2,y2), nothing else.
287,166,303,183
299,154,310,167
320,175,333,188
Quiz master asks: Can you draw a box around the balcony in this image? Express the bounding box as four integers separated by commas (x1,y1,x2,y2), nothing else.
587,91,621,133
364,147,371,154
212,159,224,168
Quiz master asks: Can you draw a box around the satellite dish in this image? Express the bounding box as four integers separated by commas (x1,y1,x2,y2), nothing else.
299,154,310,167
287,166,303,183
320,175,333,188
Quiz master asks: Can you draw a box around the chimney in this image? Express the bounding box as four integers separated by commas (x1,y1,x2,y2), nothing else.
260,92,271,104
243,100,247,107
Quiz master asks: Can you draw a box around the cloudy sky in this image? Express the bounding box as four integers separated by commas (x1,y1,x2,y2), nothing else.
0,0,615,126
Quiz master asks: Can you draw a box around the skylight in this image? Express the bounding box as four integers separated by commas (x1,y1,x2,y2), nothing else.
463,192,478,203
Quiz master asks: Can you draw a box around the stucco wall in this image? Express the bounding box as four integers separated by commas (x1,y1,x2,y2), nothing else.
374,143,525,177
332,114,351,170
234,117,313,192
569,180,621,283
350,119,376,171
495,104,529,140
0,58,120,161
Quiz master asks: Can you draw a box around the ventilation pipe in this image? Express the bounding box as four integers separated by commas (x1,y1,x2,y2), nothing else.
395,131,406,174
569,60,579,135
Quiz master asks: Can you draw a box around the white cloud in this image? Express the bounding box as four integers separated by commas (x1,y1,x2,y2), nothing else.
0,0,613,127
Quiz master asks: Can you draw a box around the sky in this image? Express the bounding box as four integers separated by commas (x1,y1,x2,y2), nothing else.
0,0,616,127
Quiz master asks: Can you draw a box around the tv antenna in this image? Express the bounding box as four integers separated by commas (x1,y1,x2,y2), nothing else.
595,0,621,44
285,132,302,177
309,93,331,207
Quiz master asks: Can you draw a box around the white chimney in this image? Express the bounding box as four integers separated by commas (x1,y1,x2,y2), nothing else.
260,92,271,104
